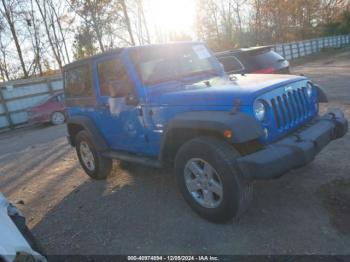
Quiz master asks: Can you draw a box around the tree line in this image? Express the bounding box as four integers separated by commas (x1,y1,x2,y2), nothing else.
0,0,349,81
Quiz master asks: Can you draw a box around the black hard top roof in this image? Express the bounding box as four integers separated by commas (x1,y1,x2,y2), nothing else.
63,48,124,70
63,42,204,70
215,45,272,56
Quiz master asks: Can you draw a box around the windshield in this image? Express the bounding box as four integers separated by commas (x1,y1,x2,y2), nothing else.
130,44,221,86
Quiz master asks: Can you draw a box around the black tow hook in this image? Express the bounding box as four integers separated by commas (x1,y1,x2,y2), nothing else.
293,134,303,142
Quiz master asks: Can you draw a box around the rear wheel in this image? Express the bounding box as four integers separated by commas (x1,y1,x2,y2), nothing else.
75,130,112,180
175,136,253,223
51,111,65,125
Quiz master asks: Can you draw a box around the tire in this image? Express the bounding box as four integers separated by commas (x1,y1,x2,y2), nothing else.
175,136,253,223
51,111,65,125
75,130,112,180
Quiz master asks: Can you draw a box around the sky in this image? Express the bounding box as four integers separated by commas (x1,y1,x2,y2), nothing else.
1,0,199,76
145,0,197,40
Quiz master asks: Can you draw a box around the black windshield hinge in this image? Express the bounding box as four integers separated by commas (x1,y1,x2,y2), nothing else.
136,106,143,116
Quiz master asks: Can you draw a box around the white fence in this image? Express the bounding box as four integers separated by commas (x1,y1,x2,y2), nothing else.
0,74,63,130
272,34,350,60
0,34,349,131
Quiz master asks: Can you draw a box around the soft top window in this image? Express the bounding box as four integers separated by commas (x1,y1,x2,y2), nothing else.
64,64,93,97
97,58,135,97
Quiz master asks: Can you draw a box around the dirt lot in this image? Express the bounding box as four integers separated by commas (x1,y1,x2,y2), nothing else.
1,49,350,255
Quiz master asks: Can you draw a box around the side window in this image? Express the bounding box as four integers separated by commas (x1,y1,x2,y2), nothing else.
97,58,135,97
56,94,64,102
65,64,93,97
51,96,58,102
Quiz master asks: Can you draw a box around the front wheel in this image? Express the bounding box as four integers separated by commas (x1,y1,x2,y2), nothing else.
175,136,253,223
75,130,112,180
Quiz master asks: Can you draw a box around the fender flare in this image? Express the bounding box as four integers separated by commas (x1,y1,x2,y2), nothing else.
159,111,264,159
66,116,109,151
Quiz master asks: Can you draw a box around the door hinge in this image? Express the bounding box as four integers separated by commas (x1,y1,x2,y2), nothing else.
137,106,143,116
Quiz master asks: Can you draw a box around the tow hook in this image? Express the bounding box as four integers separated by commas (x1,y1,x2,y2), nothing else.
293,133,303,142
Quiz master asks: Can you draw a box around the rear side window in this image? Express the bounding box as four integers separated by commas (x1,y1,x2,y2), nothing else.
218,55,244,73
97,58,134,97
65,65,93,97
50,94,62,102
56,94,64,102
253,51,285,67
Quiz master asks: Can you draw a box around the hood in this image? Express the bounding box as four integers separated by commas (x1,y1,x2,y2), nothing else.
147,74,306,106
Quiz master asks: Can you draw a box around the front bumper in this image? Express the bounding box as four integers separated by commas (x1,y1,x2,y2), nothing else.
237,109,348,180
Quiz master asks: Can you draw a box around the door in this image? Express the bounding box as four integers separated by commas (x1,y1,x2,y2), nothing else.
93,56,148,154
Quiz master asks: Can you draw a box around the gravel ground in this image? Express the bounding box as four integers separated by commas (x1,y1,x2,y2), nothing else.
0,49,350,255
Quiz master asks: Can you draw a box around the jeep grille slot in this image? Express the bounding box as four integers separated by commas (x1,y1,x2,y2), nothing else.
292,90,302,119
271,99,281,129
270,87,311,130
298,89,306,117
277,96,287,126
282,94,292,122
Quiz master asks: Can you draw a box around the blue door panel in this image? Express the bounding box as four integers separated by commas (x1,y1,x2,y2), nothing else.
89,55,149,154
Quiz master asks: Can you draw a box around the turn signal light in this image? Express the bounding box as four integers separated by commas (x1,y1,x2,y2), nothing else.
223,130,232,138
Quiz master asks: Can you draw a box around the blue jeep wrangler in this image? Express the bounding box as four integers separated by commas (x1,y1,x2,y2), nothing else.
64,42,348,223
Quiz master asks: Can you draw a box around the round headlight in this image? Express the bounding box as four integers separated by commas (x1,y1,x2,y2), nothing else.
306,82,313,97
254,100,266,121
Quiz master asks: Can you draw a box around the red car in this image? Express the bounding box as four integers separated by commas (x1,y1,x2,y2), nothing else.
27,92,66,125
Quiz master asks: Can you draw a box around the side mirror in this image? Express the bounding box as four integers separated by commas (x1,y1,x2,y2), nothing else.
125,93,139,106
108,79,139,106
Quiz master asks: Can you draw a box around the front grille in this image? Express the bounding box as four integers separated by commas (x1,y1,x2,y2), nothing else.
270,87,311,130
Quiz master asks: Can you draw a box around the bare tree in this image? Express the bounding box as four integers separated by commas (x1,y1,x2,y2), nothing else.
195,0,222,50
48,0,71,63
34,0,63,69
0,32,10,81
22,0,44,76
68,0,122,52
0,0,28,78
138,0,150,44
129,0,150,45
119,0,135,46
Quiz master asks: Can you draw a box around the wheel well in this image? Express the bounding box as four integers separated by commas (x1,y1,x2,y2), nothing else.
161,128,223,164
161,128,263,165
67,123,84,146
